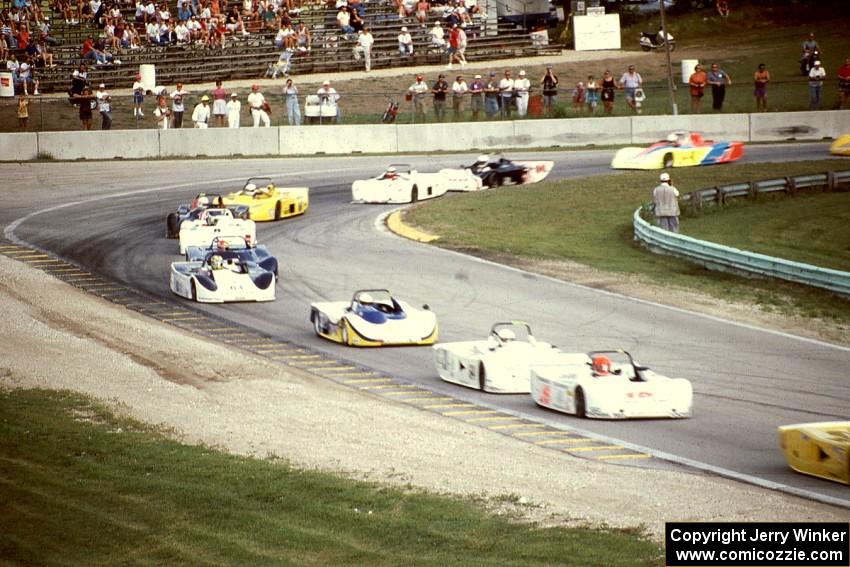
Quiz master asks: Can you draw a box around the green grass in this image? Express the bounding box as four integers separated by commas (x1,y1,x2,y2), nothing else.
0,388,662,566
405,160,850,322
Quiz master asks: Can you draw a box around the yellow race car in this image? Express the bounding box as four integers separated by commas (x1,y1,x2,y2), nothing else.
221,177,309,222
829,134,850,156
778,421,850,485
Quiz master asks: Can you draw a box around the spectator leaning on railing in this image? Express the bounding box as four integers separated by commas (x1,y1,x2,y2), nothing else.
839,57,850,109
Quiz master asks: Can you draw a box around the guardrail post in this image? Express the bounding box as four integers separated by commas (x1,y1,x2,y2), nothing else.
715,186,725,206
826,171,836,192
688,191,702,215
748,181,758,200
785,176,797,197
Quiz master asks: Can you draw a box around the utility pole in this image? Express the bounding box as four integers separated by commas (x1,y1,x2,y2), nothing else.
659,0,677,115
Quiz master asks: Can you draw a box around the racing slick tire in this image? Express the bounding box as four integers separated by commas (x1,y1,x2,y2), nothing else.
191,280,198,302
411,185,419,203
478,362,486,391
312,312,324,335
490,174,502,188
663,153,674,169
575,387,586,418
166,214,180,239
341,320,350,345
275,201,282,221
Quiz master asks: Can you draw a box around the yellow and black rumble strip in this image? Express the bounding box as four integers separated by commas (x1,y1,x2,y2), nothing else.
0,240,655,465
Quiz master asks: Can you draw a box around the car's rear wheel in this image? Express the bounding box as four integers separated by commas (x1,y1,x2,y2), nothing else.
411,185,419,203
341,320,350,345
313,313,324,335
190,280,197,302
275,201,282,220
490,174,502,188
478,362,486,391
575,387,586,418
663,153,674,169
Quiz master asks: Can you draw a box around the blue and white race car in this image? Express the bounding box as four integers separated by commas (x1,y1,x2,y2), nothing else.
170,251,276,303
184,235,278,280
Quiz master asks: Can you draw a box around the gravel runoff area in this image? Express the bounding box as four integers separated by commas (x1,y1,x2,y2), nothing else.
2,249,848,543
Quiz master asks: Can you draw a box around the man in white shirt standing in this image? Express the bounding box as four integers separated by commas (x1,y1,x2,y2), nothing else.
451,75,467,120
95,82,112,130
513,69,530,117
316,80,341,123
498,69,514,119
652,172,680,233
192,94,211,127
353,27,374,72
808,60,826,110
226,91,241,128
247,83,270,127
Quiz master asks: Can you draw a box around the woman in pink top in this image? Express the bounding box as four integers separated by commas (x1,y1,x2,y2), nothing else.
211,79,227,126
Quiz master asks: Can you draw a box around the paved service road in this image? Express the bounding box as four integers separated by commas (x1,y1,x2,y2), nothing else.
5,144,849,507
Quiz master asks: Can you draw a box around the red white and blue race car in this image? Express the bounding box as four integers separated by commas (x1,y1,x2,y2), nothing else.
611,131,744,170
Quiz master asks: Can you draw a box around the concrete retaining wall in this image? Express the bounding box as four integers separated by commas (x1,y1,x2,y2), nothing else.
4,109,848,161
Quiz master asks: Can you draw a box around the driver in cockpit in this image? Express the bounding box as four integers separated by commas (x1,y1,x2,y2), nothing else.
381,166,399,180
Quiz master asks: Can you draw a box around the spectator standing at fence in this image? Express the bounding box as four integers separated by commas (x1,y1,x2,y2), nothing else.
353,27,373,72
248,83,271,126
498,69,514,119
451,74,467,120
170,82,189,127
132,72,145,117
469,73,484,120
95,82,112,129
753,63,769,112
600,69,615,115
484,71,499,119
571,81,584,114
808,60,826,110
838,57,850,109
585,74,600,115
211,79,227,126
618,64,642,114
17,93,29,131
154,94,172,128
398,26,413,57
652,172,680,233
514,70,530,117
317,80,340,123
431,72,449,121
408,74,428,122
75,86,96,130
687,63,706,113
226,91,241,128
539,65,558,115
706,63,731,112
283,78,300,125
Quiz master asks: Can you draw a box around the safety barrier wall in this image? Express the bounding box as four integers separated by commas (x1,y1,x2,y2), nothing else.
7,109,850,161
633,170,850,297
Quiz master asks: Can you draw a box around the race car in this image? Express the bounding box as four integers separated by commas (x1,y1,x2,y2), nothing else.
433,321,568,394
439,155,554,189
221,177,309,221
611,131,744,170
165,193,228,239
170,251,276,303
529,350,693,419
310,289,438,346
778,421,850,485
184,235,278,280
351,165,479,204
178,207,256,255
829,134,850,156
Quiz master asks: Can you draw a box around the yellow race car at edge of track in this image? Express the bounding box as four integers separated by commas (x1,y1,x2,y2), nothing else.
778,421,850,485
829,134,850,156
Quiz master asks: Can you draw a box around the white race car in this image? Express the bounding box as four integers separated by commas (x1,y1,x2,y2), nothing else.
170,251,276,303
310,289,438,346
439,155,554,189
351,164,481,204
530,350,693,419
178,207,256,254
434,321,570,394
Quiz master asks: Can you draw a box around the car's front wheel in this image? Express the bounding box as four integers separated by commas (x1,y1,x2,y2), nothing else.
663,153,674,169
190,280,197,302
575,387,586,418
275,201,282,220
341,320,350,345
478,362,486,391
411,185,419,203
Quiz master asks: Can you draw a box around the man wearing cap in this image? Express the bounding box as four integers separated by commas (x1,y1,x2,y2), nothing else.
451,75,468,119
226,92,241,128
431,73,449,121
95,82,112,130
398,26,413,57
317,80,341,123
247,84,271,127
808,59,826,110
408,74,428,122
170,81,189,127
469,73,484,120
498,69,514,119
484,71,499,119
652,172,680,233
192,94,211,128
514,69,531,117
352,27,374,72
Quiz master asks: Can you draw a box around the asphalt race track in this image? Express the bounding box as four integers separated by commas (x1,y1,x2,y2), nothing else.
5,143,849,507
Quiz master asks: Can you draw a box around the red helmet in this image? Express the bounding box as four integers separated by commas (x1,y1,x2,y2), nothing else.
592,356,612,376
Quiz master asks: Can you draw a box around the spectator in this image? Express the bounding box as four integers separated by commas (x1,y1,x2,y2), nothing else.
352,27,373,72
600,69,616,115
6,54,20,85
70,62,89,98
283,78,300,125
687,63,706,113
715,0,728,17
706,63,731,112
469,73,484,120
171,82,189,127
260,3,276,30
398,26,413,57
175,18,190,42
451,74,467,120
539,65,558,115
801,32,818,62
210,79,227,126
514,69,530,117
247,83,271,126
653,172,680,233
808,60,826,110
226,91,241,128
0,35,8,63
571,81,584,114
753,62,769,112
619,64,642,113
484,71,499,119
95,82,112,129
585,75,600,115
446,23,466,69
16,56,33,95
316,80,340,123
225,5,248,36
415,0,429,26
192,95,211,127
336,5,354,38
397,0,415,18
498,69,513,119
838,57,850,110
407,74,428,122
454,24,467,67
154,94,171,128
17,93,29,131
132,72,145,118
429,21,444,49
295,21,310,51
74,86,96,130
431,72,448,121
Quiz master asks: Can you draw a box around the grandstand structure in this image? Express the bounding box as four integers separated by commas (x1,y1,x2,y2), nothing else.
13,0,558,93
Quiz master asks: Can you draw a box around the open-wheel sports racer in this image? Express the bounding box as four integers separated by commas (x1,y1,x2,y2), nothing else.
433,321,568,394
778,421,850,485
221,177,309,221
351,164,480,204
611,131,744,170
165,193,229,239
310,289,437,346
530,350,693,419
442,154,554,188
178,207,256,255
170,250,276,303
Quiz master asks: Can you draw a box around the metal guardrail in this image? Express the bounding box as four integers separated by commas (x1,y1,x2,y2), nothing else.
634,170,850,297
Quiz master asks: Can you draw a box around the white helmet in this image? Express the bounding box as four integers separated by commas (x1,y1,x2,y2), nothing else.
358,292,374,304
386,166,396,173
666,133,679,142
244,183,257,193
659,172,671,182
476,154,489,164
496,328,516,342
